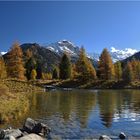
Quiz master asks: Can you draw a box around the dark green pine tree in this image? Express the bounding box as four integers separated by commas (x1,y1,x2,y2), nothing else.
25,57,36,80
59,53,71,80
36,62,43,79
52,67,59,79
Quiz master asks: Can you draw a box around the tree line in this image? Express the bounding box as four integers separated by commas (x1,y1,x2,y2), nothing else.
0,42,140,83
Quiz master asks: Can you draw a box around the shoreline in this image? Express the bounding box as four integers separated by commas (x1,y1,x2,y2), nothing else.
37,79,140,90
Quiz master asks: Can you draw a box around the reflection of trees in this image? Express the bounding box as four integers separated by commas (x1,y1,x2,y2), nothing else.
74,92,96,128
130,90,140,113
114,90,140,115
98,90,140,128
28,90,96,127
98,91,117,128
23,90,140,130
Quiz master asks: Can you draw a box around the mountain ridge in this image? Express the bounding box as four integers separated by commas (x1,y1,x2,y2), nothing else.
1,40,139,64
45,40,139,62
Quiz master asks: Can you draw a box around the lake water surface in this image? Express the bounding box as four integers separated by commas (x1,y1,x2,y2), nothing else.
1,89,140,139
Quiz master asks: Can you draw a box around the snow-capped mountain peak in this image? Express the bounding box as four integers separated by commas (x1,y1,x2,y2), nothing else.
0,52,7,55
111,47,138,55
110,47,138,62
46,40,80,56
45,40,138,63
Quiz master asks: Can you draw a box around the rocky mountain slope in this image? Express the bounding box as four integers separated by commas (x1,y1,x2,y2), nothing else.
20,43,61,72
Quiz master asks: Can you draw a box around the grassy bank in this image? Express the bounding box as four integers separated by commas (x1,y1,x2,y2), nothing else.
0,79,43,124
1,79,43,93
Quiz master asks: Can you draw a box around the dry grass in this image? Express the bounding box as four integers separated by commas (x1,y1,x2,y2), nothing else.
0,79,43,124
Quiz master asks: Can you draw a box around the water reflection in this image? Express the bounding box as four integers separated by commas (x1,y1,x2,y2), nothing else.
97,90,140,128
29,90,96,127
1,89,140,138
98,91,116,128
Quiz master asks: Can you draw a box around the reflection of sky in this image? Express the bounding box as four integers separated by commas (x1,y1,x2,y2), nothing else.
113,110,140,122
88,105,106,129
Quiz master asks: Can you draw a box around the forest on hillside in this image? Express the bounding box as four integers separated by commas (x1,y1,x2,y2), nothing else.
0,42,140,84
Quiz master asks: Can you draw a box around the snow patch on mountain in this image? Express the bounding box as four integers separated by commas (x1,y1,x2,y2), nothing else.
45,40,138,63
46,40,80,56
110,47,138,62
111,47,138,55
0,52,7,55
87,52,100,61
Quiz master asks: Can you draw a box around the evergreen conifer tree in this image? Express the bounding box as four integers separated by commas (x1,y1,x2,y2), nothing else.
52,68,59,79
59,53,71,79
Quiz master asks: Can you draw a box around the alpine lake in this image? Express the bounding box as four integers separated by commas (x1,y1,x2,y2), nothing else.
1,89,140,139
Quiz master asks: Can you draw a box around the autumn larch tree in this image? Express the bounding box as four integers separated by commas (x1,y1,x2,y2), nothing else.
123,62,134,82
98,48,115,80
130,59,140,80
71,63,78,79
125,60,140,81
76,47,96,81
0,56,7,79
31,69,37,80
114,61,122,81
6,42,25,80
59,53,72,80
135,61,140,80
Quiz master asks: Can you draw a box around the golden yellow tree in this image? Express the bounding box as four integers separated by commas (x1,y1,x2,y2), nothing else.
0,56,7,79
123,62,134,82
6,42,25,80
114,62,122,81
76,47,96,80
98,48,115,80
31,69,37,80
135,61,140,80
128,60,140,81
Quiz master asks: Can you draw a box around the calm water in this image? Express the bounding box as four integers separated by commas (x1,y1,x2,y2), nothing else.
1,89,140,139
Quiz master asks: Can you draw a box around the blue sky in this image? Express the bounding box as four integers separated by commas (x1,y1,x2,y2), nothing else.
0,1,140,53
